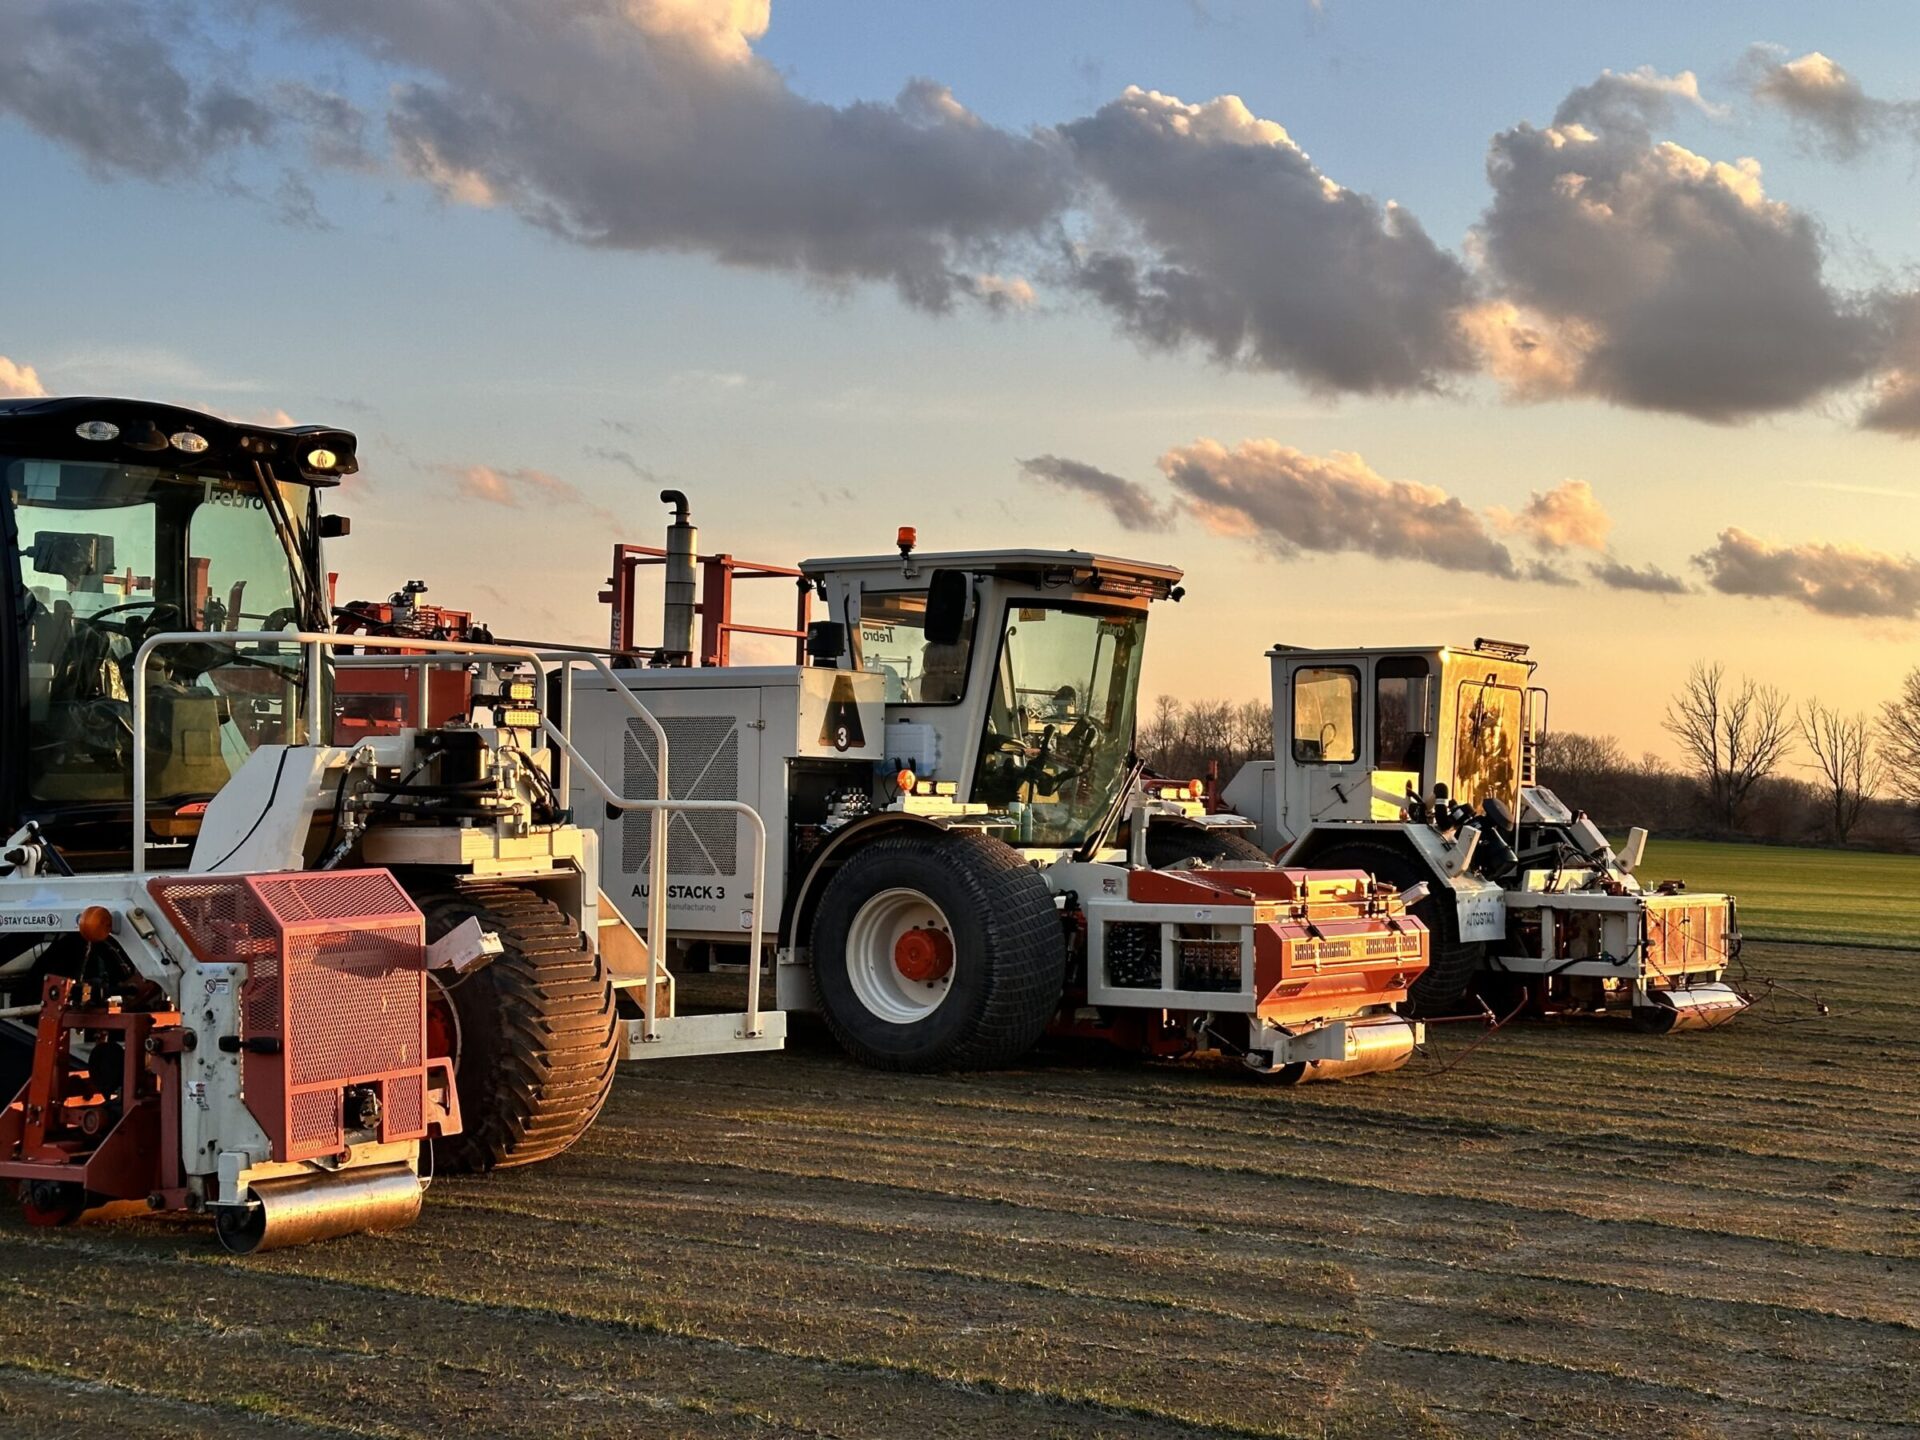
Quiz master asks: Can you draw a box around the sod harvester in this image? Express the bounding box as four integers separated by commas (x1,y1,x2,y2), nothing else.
0,398,774,1250
572,497,1430,1080
1223,640,1747,1030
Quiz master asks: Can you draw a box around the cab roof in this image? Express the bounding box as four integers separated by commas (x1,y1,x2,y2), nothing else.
0,396,357,484
801,547,1183,596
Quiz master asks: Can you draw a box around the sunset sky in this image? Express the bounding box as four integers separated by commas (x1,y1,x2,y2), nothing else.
3,2,1917,761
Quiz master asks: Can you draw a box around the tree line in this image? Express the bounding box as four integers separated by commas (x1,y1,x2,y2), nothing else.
1137,662,1920,852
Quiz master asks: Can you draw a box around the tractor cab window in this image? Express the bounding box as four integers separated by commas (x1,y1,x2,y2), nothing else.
858,589,973,704
1453,680,1523,812
8,457,313,805
1375,657,1429,773
970,602,1145,847
1291,666,1359,763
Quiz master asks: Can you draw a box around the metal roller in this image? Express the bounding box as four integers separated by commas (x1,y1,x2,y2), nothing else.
1634,984,1749,1034
1268,1017,1420,1085
215,1163,424,1254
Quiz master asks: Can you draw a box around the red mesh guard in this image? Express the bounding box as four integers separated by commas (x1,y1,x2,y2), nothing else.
150,869,429,1162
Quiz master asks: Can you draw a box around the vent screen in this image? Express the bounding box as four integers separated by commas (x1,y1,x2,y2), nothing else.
623,714,741,876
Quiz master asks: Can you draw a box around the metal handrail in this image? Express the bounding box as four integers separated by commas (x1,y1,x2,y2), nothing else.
127,631,766,1042
336,647,769,1041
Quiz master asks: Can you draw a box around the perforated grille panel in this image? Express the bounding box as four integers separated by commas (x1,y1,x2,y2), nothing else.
623,713,741,876
283,924,422,1085
149,869,430,1162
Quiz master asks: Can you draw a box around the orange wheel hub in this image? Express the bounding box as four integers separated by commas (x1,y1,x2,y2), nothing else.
893,927,953,983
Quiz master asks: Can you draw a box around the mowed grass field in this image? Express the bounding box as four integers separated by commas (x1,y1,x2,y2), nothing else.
1640,839,1920,949
1,937,1916,1439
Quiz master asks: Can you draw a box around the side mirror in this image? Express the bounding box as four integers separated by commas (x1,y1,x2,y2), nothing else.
319,514,351,539
805,620,847,664
924,569,969,647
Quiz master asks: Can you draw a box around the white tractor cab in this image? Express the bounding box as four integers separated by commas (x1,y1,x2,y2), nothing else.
0,398,774,1252
1222,639,1747,1032
571,505,1430,1082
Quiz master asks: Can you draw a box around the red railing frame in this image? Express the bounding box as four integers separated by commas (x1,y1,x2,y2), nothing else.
602,543,811,666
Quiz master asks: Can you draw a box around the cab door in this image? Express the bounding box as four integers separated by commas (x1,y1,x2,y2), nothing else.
1285,660,1371,826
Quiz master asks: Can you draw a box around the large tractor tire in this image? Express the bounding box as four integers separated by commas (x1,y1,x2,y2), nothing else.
810,830,1066,1071
1143,817,1273,868
416,882,620,1173
1304,841,1484,1014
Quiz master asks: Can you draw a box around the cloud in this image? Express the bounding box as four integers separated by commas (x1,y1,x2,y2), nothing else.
1158,437,1522,577
439,463,617,526
1693,527,1920,618
1476,67,1879,420
584,446,660,482
1018,454,1169,531
0,0,276,178
1743,46,1920,160
1059,87,1476,394
966,273,1037,311
0,355,46,399
259,0,1069,311
1491,478,1611,552
1861,293,1920,435
1590,558,1690,594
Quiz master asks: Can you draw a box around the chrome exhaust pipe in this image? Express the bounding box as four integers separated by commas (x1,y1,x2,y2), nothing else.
660,489,697,664
1634,983,1749,1034
215,1162,425,1254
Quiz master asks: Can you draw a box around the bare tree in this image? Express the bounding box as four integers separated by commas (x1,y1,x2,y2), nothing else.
1661,663,1794,830
1141,693,1182,760
1882,667,1920,806
1798,700,1884,844
1230,699,1273,764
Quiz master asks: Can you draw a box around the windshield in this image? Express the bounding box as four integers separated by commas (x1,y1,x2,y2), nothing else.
7,456,320,804
969,601,1146,847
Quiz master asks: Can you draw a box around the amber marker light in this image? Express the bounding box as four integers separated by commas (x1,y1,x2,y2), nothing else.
895,768,917,793
77,906,114,943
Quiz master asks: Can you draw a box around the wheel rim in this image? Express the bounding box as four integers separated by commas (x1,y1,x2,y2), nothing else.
845,887,956,1024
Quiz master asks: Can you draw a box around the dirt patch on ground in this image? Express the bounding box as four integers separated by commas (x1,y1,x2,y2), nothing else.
1,940,1914,1438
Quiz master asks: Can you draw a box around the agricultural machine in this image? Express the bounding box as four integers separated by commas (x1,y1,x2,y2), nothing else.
0,398,773,1251
570,498,1430,1081
1222,640,1747,1031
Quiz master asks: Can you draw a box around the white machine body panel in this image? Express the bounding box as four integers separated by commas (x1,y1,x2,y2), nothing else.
571,665,886,944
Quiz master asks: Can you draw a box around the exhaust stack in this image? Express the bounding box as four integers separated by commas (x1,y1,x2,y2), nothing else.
661,489,697,665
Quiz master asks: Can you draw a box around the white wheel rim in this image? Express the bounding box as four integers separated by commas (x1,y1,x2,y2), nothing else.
845,887,955,1024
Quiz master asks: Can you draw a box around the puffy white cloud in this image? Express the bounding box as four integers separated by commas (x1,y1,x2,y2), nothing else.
1743,46,1920,160
1158,438,1521,577
1018,454,1168,531
1477,68,1878,420
263,0,1070,311
1060,87,1476,394
1490,478,1612,552
0,355,46,399
1694,528,1920,618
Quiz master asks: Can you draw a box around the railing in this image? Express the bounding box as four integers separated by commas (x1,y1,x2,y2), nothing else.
602,543,811,665
129,632,767,1043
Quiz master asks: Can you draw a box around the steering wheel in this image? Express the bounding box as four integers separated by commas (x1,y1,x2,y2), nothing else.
85,599,182,639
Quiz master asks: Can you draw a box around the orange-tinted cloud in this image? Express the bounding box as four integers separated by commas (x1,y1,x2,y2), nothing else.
0,354,46,398
1491,478,1612,552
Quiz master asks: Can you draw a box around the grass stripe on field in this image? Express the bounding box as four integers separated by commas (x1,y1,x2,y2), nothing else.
1638,839,1920,949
